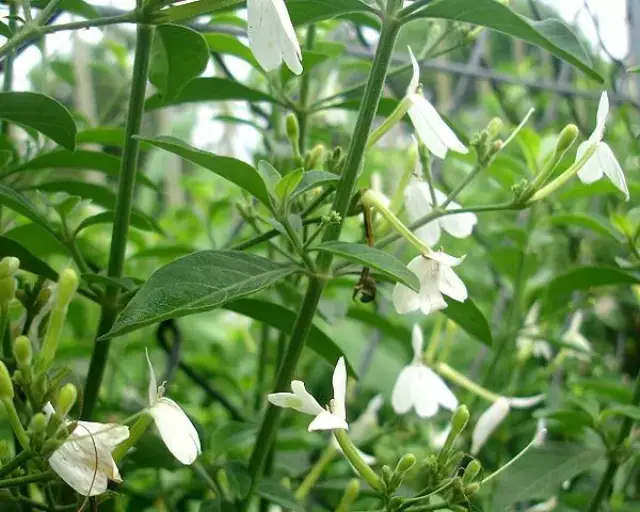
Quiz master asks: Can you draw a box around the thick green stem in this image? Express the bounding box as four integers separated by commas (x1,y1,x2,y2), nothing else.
334,429,382,492
586,369,640,512
81,22,154,420
0,470,54,489
240,11,402,509
1,398,29,450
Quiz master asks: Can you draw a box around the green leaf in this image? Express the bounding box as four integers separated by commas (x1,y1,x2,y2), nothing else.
75,210,162,235
0,21,13,38
137,136,272,207
200,498,238,512
547,213,621,242
209,422,256,459
275,169,304,201
0,92,77,150
150,24,209,101
145,77,279,110
103,251,300,339
257,480,304,512
286,0,375,26
257,160,282,197
81,273,139,292
442,298,493,347
414,0,601,82
313,241,420,291
492,443,605,509
290,170,338,200
10,149,156,189
0,150,13,170
224,298,356,375
204,33,260,69
0,236,58,280
540,267,640,316
0,183,54,233
601,405,640,422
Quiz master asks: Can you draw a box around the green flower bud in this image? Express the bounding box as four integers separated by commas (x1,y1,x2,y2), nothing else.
336,479,360,512
304,144,325,170
462,459,482,484
29,412,48,434
388,496,403,510
0,276,16,306
0,257,19,279
56,268,79,308
56,383,78,418
329,146,344,173
0,361,14,400
451,405,470,434
381,464,393,486
395,453,416,475
555,124,579,155
465,482,480,496
286,113,300,147
13,336,32,367
487,118,503,138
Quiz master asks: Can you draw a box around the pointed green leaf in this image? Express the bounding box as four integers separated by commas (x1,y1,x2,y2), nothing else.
413,0,601,82
137,136,272,207
275,169,304,201
290,170,338,200
204,33,260,69
103,251,301,339
286,0,376,26
257,480,304,512
442,298,493,347
75,210,163,235
313,241,420,291
0,183,54,233
0,236,58,280
547,213,621,242
0,92,77,150
150,24,210,101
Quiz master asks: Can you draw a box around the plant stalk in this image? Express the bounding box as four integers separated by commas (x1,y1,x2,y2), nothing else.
81,22,154,420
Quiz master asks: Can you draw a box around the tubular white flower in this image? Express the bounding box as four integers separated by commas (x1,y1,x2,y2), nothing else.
146,350,201,465
392,252,467,316
561,311,591,360
247,0,302,75
515,302,552,361
406,47,467,159
404,178,477,246
391,325,458,417
46,403,129,497
472,393,545,455
268,357,349,431
576,92,629,200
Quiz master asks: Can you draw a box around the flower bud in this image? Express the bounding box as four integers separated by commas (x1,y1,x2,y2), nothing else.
0,257,19,279
0,361,14,400
29,412,48,434
487,118,503,139
56,383,78,418
336,479,360,512
0,276,16,306
465,482,480,496
13,336,32,367
381,464,393,487
555,124,579,155
462,459,482,484
329,146,344,173
286,113,300,146
451,405,470,434
304,144,325,170
395,453,416,475
57,268,79,308
388,496,403,510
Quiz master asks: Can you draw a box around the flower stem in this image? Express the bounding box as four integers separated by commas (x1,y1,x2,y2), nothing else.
297,24,316,153
0,304,10,361
112,413,153,463
1,1,17,135
0,450,33,478
295,444,338,500
333,429,383,492
0,470,54,489
81,21,154,420
435,362,500,402
586,368,640,512
1,398,30,450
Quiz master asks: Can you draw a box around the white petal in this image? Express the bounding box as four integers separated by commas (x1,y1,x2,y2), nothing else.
290,381,325,415
533,341,553,361
525,496,558,512
597,143,629,200
43,402,55,418
366,394,384,415
418,260,448,316
471,398,511,455
308,410,348,431
407,46,420,95
391,365,417,414
507,394,545,408
392,255,424,314
416,221,442,247
77,421,130,452
49,447,109,497
438,265,467,303
524,302,541,327
145,348,158,406
576,141,604,183
412,366,440,417
424,250,464,267
421,366,458,411
594,91,609,141
331,357,347,421
150,398,201,465
568,311,583,334
405,179,441,245
411,324,424,361
407,95,468,158
440,211,477,239
268,392,309,413
355,446,376,465
272,0,303,74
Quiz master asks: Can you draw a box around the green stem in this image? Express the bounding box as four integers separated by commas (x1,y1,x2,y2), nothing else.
295,444,338,500
1,2,17,135
254,324,270,412
438,164,483,209
1,398,29,450
297,24,316,154
586,369,640,512
333,429,382,492
0,470,54,489
81,22,154,420
240,10,402,509
281,215,316,270
112,413,153,463
0,450,32,478
0,304,10,360
229,217,322,251
397,0,436,20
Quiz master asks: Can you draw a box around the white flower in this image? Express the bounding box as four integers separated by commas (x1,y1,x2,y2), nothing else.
391,325,458,417
392,252,467,316
331,394,383,464
404,178,477,246
471,394,545,455
46,403,129,496
406,47,467,159
516,303,553,361
576,91,629,200
247,0,302,75
146,350,202,465
561,311,591,360
268,357,349,431
525,496,558,512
